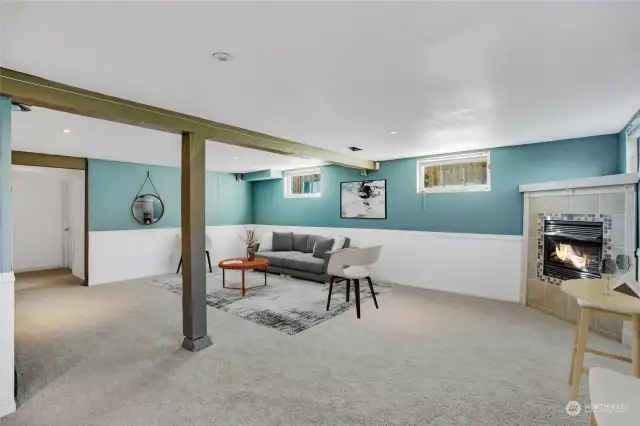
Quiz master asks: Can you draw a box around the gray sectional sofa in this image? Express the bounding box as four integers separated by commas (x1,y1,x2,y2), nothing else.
255,232,350,283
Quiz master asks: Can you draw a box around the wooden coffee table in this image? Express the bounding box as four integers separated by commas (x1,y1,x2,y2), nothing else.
218,257,269,297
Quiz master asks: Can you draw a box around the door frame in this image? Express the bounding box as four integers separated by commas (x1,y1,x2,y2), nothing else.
11,151,89,285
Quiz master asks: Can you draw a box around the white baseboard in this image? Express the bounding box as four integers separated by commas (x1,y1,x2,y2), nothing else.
0,401,16,419
13,265,66,274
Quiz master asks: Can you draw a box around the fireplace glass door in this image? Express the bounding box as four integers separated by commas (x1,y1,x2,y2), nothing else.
543,220,603,280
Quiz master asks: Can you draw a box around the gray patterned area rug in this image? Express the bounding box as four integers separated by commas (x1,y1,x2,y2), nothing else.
150,272,388,335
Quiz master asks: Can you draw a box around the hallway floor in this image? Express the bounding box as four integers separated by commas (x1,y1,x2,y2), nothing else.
3,273,632,425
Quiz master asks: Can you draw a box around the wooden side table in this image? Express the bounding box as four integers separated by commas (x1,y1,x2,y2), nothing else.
218,257,269,297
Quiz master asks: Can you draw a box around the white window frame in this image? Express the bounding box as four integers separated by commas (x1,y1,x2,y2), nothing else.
416,152,491,193
284,167,322,198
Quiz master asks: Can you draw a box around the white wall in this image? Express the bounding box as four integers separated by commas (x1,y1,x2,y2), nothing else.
11,166,66,272
0,272,15,418
257,225,523,303
88,223,523,302
89,225,248,285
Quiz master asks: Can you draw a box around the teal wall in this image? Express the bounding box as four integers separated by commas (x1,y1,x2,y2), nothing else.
0,97,12,272
252,134,620,236
618,129,627,173
89,159,252,231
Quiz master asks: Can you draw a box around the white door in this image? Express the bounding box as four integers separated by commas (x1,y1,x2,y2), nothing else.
66,170,85,280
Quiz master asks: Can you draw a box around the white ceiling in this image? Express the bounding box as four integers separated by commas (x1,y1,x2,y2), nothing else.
2,1,640,167
10,107,323,173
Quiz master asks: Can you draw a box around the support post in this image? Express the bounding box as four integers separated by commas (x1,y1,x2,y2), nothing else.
0,96,16,418
180,131,212,352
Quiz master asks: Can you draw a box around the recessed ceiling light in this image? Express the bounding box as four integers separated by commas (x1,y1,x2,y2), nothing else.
234,156,239,160
389,131,397,135
212,52,233,63
62,129,71,133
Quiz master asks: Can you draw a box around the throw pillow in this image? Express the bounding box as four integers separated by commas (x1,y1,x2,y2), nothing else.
256,232,273,252
312,237,335,259
272,231,293,251
292,233,309,252
306,235,320,253
331,236,346,252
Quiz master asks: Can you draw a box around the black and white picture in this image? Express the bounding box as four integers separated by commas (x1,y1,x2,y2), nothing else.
340,180,387,219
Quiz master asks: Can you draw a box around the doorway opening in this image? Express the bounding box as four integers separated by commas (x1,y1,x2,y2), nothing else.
11,164,86,286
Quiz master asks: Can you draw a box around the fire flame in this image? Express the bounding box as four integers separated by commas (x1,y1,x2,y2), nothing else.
555,243,587,271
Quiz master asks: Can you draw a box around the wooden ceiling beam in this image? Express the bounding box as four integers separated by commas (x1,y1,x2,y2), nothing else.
1,68,379,170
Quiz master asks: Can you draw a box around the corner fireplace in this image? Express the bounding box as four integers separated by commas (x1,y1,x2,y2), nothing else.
543,219,603,280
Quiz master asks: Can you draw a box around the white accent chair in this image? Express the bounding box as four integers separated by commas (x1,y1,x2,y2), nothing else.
326,246,382,319
175,233,213,273
569,299,632,400
588,367,640,426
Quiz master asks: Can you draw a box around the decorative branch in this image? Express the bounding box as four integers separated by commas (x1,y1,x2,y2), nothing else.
239,227,259,248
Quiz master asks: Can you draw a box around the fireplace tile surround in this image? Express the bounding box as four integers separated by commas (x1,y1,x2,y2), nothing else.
520,174,638,343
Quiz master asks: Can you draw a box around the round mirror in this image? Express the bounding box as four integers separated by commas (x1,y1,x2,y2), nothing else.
131,194,164,225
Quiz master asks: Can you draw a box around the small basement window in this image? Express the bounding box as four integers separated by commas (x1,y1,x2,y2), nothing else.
284,168,322,198
417,152,490,193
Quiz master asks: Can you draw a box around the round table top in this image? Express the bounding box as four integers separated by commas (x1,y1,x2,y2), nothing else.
218,257,269,270
561,278,640,314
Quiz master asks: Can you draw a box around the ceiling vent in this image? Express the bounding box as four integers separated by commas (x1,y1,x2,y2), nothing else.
348,146,363,152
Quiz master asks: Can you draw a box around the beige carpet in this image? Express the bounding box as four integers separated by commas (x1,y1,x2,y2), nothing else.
3,270,632,425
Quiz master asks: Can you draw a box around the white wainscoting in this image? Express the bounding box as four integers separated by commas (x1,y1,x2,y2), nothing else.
256,225,523,303
0,272,16,419
89,225,248,285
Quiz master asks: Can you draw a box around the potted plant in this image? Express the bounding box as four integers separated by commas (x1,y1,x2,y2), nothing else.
240,227,259,261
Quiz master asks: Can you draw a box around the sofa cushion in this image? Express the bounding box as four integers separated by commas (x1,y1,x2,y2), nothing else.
331,236,347,251
272,231,293,251
292,233,309,252
256,232,272,252
305,235,320,253
313,237,335,259
256,251,296,267
283,252,325,274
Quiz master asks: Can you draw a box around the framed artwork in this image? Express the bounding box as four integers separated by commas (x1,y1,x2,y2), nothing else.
340,179,387,219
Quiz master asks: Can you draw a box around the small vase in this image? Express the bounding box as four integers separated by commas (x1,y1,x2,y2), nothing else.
247,246,256,261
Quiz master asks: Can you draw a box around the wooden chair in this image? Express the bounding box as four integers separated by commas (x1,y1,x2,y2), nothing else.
569,299,633,400
326,246,382,319
588,367,640,426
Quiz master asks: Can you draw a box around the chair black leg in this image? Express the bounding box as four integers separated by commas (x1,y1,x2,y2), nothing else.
346,280,350,302
176,256,182,274
326,276,334,311
205,251,212,273
366,276,379,309
354,279,361,319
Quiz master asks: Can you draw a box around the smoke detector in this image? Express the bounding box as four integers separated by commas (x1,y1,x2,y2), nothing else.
212,52,233,63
